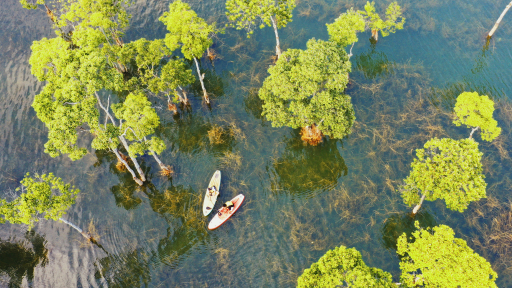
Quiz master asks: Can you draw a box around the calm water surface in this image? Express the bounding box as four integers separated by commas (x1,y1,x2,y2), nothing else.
1,0,512,287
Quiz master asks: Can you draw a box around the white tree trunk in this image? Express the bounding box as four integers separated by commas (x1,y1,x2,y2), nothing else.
193,57,209,104
119,135,146,182
371,29,379,41
469,126,479,140
59,218,92,240
270,16,282,59
412,194,426,214
489,1,512,37
112,148,143,185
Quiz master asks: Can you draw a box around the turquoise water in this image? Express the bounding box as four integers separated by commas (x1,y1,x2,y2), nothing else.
1,0,512,286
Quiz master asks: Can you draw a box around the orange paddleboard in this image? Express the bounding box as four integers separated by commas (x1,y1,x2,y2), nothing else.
208,194,245,230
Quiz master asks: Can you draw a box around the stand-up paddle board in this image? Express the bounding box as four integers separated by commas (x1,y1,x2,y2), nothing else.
208,194,245,230
203,170,221,216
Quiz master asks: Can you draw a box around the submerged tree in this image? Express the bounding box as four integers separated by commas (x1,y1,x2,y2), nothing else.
488,1,512,38
397,223,498,287
400,138,486,214
225,0,296,58
0,173,97,242
453,91,501,141
326,8,365,52
259,38,355,144
297,245,395,287
159,0,217,104
358,1,405,42
0,231,48,287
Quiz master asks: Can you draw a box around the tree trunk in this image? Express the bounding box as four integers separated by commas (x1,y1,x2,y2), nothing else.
371,29,379,41
118,135,146,182
193,57,209,104
488,1,512,38
469,126,479,140
176,86,189,106
112,148,143,185
58,218,93,241
150,149,173,176
270,16,282,59
412,194,426,214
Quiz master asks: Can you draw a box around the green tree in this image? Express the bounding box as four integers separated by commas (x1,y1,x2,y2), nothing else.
0,173,78,229
112,91,172,175
453,91,501,141
297,245,395,288
397,223,498,287
259,38,355,143
358,1,405,42
159,0,217,104
400,138,486,214
225,0,296,58
326,8,365,50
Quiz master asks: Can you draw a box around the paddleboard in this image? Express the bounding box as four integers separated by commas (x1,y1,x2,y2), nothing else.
203,170,221,216
208,194,245,230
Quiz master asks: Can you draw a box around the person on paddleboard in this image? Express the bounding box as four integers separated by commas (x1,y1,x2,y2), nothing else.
218,200,234,215
208,186,219,197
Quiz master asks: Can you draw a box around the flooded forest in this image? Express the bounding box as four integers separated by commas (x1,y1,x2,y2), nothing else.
1,0,512,287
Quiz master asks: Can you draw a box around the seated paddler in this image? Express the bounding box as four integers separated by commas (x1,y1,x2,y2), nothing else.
218,200,235,215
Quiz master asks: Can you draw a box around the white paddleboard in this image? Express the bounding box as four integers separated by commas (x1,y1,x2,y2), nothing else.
203,170,221,216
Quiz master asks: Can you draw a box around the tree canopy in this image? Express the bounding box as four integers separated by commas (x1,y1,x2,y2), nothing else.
225,0,295,57
225,0,295,35
326,8,366,47
159,0,216,61
397,223,498,287
259,38,355,139
297,245,395,288
359,1,405,40
0,173,79,229
453,91,501,141
400,137,487,213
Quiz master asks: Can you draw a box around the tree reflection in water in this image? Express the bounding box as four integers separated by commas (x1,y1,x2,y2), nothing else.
381,210,437,253
0,231,48,287
270,134,348,198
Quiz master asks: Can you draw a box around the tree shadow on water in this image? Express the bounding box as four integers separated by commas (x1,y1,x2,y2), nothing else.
0,231,48,288
269,132,348,199
380,210,437,253
354,42,396,80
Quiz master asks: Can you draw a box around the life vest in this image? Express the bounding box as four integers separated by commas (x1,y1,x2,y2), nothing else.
225,201,234,208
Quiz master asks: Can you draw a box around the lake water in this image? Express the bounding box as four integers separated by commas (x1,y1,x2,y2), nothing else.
1,0,512,287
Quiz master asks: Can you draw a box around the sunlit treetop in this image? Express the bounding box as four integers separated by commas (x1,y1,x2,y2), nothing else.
397,222,498,287
358,1,405,38
19,0,45,9
453,91,501,142
159,0,216,60
297,245,395,288
225,0,295,36
400,137,487,213
259,38,355,139
112,91,166,158
326,8,366,47
0,173,79,229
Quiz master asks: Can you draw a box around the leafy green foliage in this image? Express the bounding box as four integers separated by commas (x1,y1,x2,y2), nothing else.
359,1,405,37
397,223,498,287
453,91,501,141
112,92,165,157
159,0,216,60
259,38,355,139
297,245,395,287
326,8,366,47
400,138,486,212
19,0,45,9
0,173,79,229
225,0,295,36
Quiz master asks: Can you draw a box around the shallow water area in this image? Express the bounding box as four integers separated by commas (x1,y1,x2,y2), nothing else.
1,0,512,287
